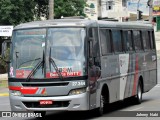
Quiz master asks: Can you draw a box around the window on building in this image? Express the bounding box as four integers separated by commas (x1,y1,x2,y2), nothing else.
106,1,113,10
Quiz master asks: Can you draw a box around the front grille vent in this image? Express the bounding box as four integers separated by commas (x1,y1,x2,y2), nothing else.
23,101,70,108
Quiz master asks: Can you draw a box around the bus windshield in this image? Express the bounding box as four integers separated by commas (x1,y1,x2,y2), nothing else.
46,28,86,78
10,28,86,79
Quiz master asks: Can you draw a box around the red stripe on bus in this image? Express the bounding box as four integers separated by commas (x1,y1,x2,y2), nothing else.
9,86,38,95
41,88,46,94
9,86,21,91
132,55,139,96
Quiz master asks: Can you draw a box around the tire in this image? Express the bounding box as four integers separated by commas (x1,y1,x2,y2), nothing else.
95,93,105,116
135,81,142,104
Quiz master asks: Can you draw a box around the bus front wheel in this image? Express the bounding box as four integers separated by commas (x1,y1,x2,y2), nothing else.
95,93,105,116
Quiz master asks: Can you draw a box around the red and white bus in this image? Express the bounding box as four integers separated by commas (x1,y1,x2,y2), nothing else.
2,19,157,116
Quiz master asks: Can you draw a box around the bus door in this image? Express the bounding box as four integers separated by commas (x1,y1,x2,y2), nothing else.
88,27,101,109
119,54,129,100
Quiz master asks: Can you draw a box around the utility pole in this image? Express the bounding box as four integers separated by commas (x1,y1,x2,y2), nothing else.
49,0,54,19
137,0,141,20
147,0,153,22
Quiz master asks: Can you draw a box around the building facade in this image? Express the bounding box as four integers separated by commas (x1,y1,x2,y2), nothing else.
98,0,129,21
85,0,150,21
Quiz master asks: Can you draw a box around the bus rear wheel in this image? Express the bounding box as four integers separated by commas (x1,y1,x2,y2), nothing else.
135,81,142,104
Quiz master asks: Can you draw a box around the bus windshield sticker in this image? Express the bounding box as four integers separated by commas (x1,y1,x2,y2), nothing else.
10,67,14,77
17,30,46,35
16,70,31,78
46,71,81,78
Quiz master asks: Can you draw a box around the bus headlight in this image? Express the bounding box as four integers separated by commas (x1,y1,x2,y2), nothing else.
69,88,86,95
10,90,22,96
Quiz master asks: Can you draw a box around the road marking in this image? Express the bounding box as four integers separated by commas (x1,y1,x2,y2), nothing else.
128,107,144,111
0,93,9,96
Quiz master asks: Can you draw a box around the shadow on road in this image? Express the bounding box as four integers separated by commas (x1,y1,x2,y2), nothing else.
27,97,151,120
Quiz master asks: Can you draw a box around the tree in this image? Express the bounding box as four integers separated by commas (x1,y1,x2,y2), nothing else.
90,3,95,8
34,0,49,20
35,0,86,19
0,48,10,73
0,0,36,26
54,0,86,18
0,0,86,25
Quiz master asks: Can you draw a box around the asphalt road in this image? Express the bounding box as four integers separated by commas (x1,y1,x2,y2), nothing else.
0,60,160,120
1,85,160,120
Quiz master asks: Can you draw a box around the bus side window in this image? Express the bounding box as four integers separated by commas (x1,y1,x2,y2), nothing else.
123,30,133,51
133,30,143,51
92,28,100,58
100,29,112,55
89,28,100,66
88,28,93,58
112,30,122,52
142,31,150,50
149,31,156,49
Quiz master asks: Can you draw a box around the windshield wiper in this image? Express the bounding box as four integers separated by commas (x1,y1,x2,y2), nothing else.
26,51,45,82
49,47,63,80
18,58,41,68
15,51,19,68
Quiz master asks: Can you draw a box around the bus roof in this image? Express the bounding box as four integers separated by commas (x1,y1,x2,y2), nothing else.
14,19,95,29
97,20,153,29
14,19,153,30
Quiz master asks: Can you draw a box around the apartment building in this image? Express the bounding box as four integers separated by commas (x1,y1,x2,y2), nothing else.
98,0,129,21
85,0,150,21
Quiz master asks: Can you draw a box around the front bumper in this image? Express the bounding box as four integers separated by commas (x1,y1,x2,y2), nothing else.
10,92,89,112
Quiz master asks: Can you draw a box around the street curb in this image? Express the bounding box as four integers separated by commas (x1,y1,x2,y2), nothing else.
0,93,9,96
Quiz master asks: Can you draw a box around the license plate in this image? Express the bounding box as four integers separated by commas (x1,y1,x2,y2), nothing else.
40,100,53,105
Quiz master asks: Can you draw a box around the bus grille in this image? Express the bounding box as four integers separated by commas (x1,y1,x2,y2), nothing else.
22,101,70,108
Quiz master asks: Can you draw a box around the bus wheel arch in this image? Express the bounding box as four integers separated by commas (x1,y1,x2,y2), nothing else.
101,84,109,105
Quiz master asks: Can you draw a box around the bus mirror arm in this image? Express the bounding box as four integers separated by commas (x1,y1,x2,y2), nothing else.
89,58,93,67
89,37,94,41
96,66,101,77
